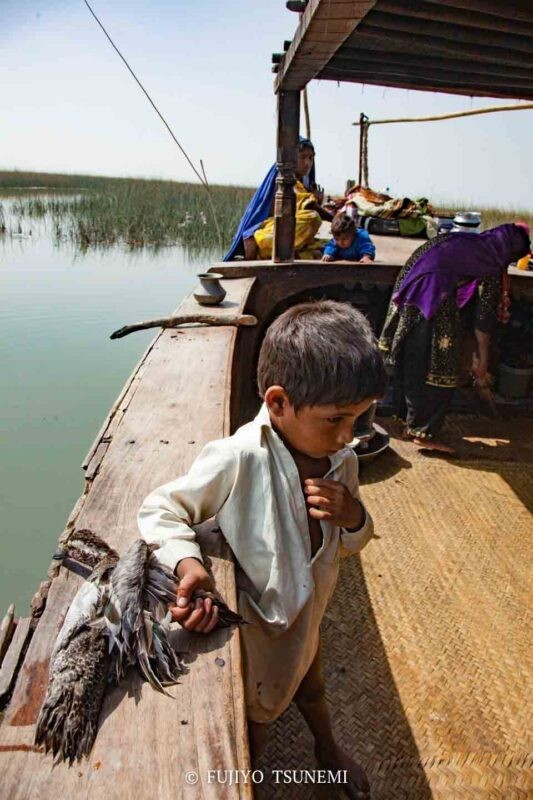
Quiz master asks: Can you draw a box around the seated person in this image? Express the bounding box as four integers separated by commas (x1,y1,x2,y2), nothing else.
322,213,376,263
223,137,332,262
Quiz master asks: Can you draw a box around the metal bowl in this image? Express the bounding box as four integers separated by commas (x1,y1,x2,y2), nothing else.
349,424,390,462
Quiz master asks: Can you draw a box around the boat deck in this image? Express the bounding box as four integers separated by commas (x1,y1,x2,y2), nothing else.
258,415,533,799
0,267,531,798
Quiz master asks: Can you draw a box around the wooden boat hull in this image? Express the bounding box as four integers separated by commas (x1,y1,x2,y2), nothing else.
1,250,531,798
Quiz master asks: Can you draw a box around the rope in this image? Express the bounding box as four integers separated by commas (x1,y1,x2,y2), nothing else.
82,0,223,249
353,102,533,126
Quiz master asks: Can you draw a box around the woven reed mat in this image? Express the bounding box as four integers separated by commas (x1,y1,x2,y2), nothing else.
255,416,533,799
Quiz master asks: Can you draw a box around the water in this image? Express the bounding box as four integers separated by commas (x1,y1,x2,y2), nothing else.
0,200,213,615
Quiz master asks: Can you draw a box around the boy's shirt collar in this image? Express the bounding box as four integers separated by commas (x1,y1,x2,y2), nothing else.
254,402,347,472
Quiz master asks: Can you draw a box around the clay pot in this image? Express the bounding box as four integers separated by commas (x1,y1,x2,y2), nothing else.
193,273,226,306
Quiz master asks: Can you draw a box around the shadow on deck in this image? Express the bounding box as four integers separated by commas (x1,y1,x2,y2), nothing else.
256,415,533,799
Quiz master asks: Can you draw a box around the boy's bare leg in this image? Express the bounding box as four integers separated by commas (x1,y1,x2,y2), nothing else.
294,641,370,800
248,719,269,766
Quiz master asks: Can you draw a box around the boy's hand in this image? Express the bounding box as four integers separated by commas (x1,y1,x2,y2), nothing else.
304,478,363,529
322,254,334,262
357,255,373,264
171,557,219,633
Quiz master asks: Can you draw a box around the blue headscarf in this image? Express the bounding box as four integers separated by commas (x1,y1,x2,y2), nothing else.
223,137,316,261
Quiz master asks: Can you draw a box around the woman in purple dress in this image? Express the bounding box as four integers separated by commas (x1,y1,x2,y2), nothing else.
379,223,530,453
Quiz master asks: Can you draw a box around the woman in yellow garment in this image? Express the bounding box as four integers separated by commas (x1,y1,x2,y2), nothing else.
251,140,332,260
223,138,332,262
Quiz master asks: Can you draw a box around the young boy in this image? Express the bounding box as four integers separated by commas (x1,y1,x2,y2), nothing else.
138,300,387,799
322,213,376,263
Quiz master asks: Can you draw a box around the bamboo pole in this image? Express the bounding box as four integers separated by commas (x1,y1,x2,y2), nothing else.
353,102,533,126
303,87,311,141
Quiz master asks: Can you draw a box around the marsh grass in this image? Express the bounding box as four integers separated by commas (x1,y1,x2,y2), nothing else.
0,171,254,253
1,171,531,251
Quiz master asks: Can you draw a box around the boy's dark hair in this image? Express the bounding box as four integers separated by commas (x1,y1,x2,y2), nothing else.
257,300,387,409
331,213,356,237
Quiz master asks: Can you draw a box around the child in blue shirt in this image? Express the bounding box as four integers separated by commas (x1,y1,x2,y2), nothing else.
322,213,376,263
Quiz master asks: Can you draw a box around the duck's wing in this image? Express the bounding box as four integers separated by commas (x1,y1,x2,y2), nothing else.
135,610,184,696
104,540,184,690
35,621,109,764
53,579,104,656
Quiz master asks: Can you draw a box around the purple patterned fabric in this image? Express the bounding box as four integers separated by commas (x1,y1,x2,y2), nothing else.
393,224,530,319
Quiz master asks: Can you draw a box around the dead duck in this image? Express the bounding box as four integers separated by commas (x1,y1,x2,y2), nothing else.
35,530,183,764
36,529,245,763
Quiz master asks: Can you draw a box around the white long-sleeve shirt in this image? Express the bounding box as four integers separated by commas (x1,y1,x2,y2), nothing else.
138,403,374,721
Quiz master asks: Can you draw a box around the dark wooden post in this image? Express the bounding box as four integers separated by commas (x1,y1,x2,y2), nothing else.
358,112,369,187
273,89,300,263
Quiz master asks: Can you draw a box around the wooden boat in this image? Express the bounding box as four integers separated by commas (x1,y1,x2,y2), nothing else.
1,2,532,798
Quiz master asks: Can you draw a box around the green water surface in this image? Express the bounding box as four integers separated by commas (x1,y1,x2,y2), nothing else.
0,212,211,615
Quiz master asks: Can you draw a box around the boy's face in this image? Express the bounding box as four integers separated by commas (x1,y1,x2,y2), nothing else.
334,232,355,250
266,388,375,459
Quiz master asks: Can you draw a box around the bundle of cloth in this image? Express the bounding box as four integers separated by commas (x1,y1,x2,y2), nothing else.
326,185,437,237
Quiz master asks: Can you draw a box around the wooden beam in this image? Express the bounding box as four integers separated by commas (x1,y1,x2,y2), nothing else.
318,70,533,101
325,54,533,90
341,28,530,68
378,0,533,37
273,90,300,263
358,10,533,52
275,0,377,92
329,48,533,82
422,0,533,24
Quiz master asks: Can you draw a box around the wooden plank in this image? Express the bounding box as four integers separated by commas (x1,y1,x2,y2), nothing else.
0,279,256,799
358,10,533,52
339,29,529,68
213,234,423,273
81,339,156,471
0,619,32,702
378,0,533,37
423,0,533,24
329,48,533,82
321,63,533,93
0,605,15,666
276,0,377,91
84,278,250,480
318,70,533,100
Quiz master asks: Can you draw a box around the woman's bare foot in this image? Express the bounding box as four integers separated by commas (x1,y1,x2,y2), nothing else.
412,436,455,455
315,744,370,799
243,236,259,260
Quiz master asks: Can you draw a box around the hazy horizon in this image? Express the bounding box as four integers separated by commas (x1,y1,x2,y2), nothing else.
2,1,533,208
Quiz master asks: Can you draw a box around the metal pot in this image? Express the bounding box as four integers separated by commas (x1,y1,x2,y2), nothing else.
451,211,481,233
194,273,226,306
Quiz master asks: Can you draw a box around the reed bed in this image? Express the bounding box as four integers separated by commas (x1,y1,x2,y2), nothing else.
1,172,254,253
1,171,531,251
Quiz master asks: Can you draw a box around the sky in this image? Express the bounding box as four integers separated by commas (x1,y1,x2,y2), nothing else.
2,0,532,208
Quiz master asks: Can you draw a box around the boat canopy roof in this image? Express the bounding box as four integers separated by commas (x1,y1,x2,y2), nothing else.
275,0,533,100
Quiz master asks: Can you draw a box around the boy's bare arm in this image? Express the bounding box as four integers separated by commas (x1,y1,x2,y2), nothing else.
304,478,364,530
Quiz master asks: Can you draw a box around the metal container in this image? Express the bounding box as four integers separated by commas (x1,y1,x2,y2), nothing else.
193,273,226,306
497,362,533,399
451,211,482,233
